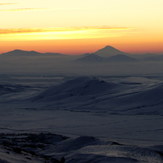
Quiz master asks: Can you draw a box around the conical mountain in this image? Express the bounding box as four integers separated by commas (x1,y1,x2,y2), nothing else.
94,46,126,57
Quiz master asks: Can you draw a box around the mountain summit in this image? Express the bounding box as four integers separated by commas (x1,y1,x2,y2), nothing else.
94,46,126,57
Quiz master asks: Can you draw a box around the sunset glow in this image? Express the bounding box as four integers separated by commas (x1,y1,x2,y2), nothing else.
0,0,163,54
0,27,132,41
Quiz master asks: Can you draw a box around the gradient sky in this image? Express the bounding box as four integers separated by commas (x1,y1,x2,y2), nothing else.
0,0,163,54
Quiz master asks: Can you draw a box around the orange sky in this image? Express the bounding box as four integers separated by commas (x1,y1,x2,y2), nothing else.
0,0,163,54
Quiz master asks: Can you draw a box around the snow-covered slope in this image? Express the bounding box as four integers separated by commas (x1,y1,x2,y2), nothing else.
32,77,163,115
0,133,162,163
33,77,120,101
0,75,163,162
0,84,28,95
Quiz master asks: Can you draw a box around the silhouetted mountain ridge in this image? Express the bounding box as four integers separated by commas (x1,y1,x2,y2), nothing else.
77,54,137,63
76,45,138,62
1,49,65,56
93,46,126,57
1,46,163,62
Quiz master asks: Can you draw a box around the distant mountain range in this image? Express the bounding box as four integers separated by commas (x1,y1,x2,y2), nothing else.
0,49,65,56
77,46,163,63
77,54,137,63
1,46,163,63
77,46,137,63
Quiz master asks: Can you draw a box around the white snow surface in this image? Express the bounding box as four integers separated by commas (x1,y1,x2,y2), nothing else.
30,76,163,115
0,74,163,162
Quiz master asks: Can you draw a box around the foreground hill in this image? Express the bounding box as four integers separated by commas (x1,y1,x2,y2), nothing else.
32,77,163,115
0,133,162,163
32,77,120,101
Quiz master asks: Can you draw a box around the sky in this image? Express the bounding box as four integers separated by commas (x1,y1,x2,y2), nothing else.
0,0,163,54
